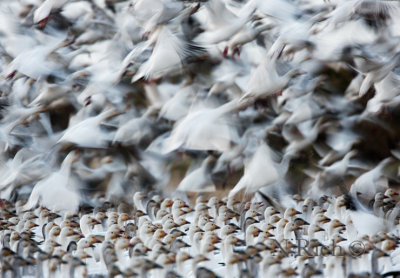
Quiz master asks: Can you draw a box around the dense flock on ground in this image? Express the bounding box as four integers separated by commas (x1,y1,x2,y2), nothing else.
1,0,400,277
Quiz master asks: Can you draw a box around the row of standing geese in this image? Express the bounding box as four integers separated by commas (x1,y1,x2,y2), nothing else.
1,0,400,277
2,190,400,277
1,0,400,216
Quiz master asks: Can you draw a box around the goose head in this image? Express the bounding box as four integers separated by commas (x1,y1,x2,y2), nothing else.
246,224,262,237
313,213,330,225
161,199,174,210
176,251,192,263
284,208,302,219
172,199,189,210
220,224,238,238
203,222,220,232
201,241,218,254
329,219,345,235
118,213,131,225
48,226,62,240
163,219,179,232
264,207,280,219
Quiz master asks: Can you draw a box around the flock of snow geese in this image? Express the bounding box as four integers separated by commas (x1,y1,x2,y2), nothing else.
1,0,400,277
0,191,400,278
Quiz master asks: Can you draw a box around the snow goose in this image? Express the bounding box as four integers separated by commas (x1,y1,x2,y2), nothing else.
350,157,394,206
163,218,179,234
3,35,70,80
75,235,100,262
43,222,60,243
9,231,21,252
245,224,261,246
106,212,119,228
133,191,147,212
29,81,71,108
224,252,246,278
318,128,360,166
240,53,300,103
101,240,118,272
364,71,400,115
58,109,121,148
175,251,192,276
159,83,197,121
33,0,68,26
307,223,325,239
215,209,237,228
260,252,281,278
58,226,81,251
194,0,254,46
153,252,176,277
307,150,358,196
22,150,81,213
79,215,101,237
113,107,158,146
132,25,202,82
92,211,107,233
208,64,242,101
206,196,221,220
200,238,219,257
117,213,131,227
224,20,274,58
219,223,238,240
147,229,167,249
373,192,386,218
370,248,391,277
229,142,288,197
244,0,300,21
47,249,66,277
274,218,289,242
0,150,48,199
282,92,325,126
177,155,217,193
220,233,242,262
283,207,302,221
356,51,400,97
327,219,345,241
114,237,130,266
163,100,240,153
195,266,220,278
211,128,255,187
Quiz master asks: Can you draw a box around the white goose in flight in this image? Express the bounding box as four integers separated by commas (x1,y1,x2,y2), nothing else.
22,150,81,213
240,52,300,102
229,141,288,197
163,100,240,153
58,109,120,148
